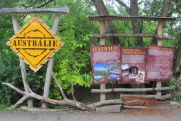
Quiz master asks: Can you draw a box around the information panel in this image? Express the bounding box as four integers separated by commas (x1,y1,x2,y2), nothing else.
91,45,121,83
146,46,174,81
121,48,146,84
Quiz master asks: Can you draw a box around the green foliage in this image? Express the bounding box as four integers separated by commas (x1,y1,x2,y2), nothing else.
169,77,181,90
0,104,9,111
169,76,181,104
142,0,164,16
0,10,21,103
52,0,95,91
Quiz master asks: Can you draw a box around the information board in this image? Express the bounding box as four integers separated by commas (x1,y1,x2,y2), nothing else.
146,46,174,81
91,45,121,83
121,48,146,84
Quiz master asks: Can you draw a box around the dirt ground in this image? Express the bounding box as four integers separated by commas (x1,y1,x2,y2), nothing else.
0,104,181,121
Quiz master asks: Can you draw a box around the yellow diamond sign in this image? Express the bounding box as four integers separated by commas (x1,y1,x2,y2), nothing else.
7,17,64,72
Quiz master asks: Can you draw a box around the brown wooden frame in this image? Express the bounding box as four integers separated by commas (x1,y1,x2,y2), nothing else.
89,15,176,102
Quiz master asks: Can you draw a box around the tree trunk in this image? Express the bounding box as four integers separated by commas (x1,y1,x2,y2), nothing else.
92,0,108,15
92,0,120,44
174,34,181,75
152,0,171,45
130,0,143,47
173,0,181,75
116,0,143,46
161,0,171,17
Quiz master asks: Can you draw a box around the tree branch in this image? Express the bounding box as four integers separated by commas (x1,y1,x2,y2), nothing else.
2,82,26,95
115,0,130,14
2,82,94,111
37,0,55,8
71,84,77,101
51,71,67,100
11,96,29,108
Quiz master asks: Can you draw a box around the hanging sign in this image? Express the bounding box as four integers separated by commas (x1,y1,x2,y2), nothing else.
91,45,121,83
146,46,174,81
121,48,146,84
7,17,63,72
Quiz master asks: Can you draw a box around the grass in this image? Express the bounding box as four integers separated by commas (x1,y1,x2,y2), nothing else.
0,104,9,111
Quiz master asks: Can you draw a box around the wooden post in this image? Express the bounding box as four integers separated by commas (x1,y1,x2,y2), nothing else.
100,21,106,102
42,15,60,108
156,21,164,97
11,15,33,107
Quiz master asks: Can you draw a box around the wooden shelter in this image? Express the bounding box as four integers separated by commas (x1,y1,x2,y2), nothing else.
89,15,176,106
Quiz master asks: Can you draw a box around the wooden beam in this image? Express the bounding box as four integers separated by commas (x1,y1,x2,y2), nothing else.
157,21,164,45
123,105,150,109
120,94,172,100
91,87,170,93
91,33,173,40
42,15,60,108
100,21,106,45
156,21,164,97
99,20,106,102
11,15,33,108
120,94,158,98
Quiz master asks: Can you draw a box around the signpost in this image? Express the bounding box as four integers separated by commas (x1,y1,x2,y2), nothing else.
7,17,63,72
0,7,69,108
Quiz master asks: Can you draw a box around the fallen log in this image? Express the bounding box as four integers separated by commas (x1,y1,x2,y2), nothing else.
155,94,172,100
2,82,95,111
88,99,122,107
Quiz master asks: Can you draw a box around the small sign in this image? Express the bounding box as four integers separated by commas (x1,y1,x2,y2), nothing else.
121,48,146,84
146,46,174,81
91,45,121,83
7,17,63,72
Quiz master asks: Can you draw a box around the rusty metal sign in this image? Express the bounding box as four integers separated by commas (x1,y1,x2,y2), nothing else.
7,17,63,72
91,45,121,83
121,48,147,84
146,46,174,81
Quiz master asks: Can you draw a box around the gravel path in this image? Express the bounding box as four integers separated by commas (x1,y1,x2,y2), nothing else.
0,108,181,121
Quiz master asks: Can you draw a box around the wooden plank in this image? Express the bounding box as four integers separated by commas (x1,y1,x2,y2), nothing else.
120,94,172,100
42,15,60,108
91,87,170,93
91,33,173,40
123,105,151,109
122,96,156,106
11,15,33,108
99,21,106,102
120,94,158,98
